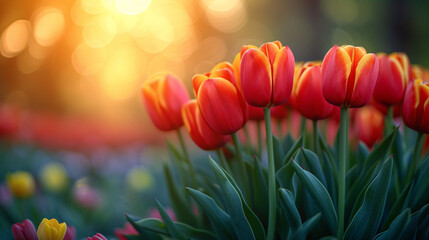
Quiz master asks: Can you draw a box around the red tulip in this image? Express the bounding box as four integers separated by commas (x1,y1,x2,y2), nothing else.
12,219,37,240
240,41,295,108
321,45,379,108
87,233,107,240
115,223,138,240
193,62,247,134
355,106,384,148
64,225,76,240
141,74,190,131
270,103,288,120
182,100,229,150
295,63,334,120
373,53,411,106
402,79,429,133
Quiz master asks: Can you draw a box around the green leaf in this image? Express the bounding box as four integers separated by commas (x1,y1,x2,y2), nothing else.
167,140,184,162
276,160,295,192
292,161,337,235
321,151,337,205
301,148,327,187
212,157,266,240
362,128,397,173
381,181,413,230
344,157,393,240
279,188,302,231
251,156,268,222
186,188,236,240
209,158,256,240
294,212,321,240
154,199,186,240
125,214,163,240
398,204,429,239
282,134,303,165
163,164,197,225
273,135,285,169
375,209,410,240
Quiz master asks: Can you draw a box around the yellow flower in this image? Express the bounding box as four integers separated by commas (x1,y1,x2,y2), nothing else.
37,218,67,240
41,163,68,192
126,167,154,192
6,171,36,198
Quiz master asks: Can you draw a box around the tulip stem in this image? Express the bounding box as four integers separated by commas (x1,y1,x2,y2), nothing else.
243,126,253,154
232,133,249,198
385,106,394,136
300,117,307,146
257,121,263,160
338,108,349,240
406,132,424,183
264,108,276,240
313,120,319,155
177,129,197,187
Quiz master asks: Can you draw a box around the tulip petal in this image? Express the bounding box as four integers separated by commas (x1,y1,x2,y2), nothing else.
321,45,352,106
198,78,245,134
240,49,272,107
260,42,280,66
272,46,295,106
142,80,172,131
350,53,379,107
211,68,237,88
373,55,405,105
192,74,209,97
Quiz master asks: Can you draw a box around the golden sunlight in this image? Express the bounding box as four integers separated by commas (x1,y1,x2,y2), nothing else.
115,0,152,15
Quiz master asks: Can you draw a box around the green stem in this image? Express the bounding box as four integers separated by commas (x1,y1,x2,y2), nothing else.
337,108,349,240
406,132,424,183
243,126,253,154
385,106,393,136
232,133,248,198
300,117,307,146
216,149,232,174
264,108,276,240
277,120,282,139
313,120,319,155
177,129,197,187
257,121,262,160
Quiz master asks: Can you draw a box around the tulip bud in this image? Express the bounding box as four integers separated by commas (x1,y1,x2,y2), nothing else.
240,41,295,108
141,74,190,131
402,79,429,133
373,53,411,106
6,171,35,198
193,62,248,134
295,63,334,120
37,218,67,240
87,233,107,240
12,219,37,240
321,45,379,108
355,106,384,148
182,100,230,150
64,225,76,240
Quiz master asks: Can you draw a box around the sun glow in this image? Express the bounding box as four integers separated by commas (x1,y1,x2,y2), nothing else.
115,0,152,15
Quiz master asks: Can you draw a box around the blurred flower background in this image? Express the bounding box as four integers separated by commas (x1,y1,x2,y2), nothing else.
1,0,429,238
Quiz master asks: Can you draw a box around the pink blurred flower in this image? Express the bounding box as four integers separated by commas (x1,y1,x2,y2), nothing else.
148,207,177,221
64,225,76,240
0,183,12,205
87,233,107,240
115,222,138,240
12,219,37,240
73,186,101,209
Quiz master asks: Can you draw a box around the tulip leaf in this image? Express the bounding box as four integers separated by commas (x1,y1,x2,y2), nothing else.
398,204,429,239
125,214,163,240
362,127,397,173
209,157,256,240
273,135,285,169
251,156,268,222
278,188,302,231
276,160,295,192
186,187,237,240
163,164,197,225
375,209,410,240
211,157,267,240
154,199,186,240
300,148,327,187
292,160,337,235
294,212,321,240
344,157,393,240
321,151,337,205
282,134,303,165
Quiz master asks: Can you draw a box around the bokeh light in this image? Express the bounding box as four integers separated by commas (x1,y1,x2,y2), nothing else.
115,0,152,15
0,20,31,58
33,7,65,47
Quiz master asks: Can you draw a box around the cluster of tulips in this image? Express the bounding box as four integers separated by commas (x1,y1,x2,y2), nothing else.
137,41,429,240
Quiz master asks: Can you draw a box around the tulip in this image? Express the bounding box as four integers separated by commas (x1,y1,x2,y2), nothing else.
64,225,76,240
355,106,384,148
295,63,334,120
40,163,68,192
182,100,229,150
240,41,295,108
87,233,107,240
115,223,138,240
193,62,247,135
6,171,35,198
12,219,37,240
402,79,429,183
141,74,190,131
321,45,379,108
270,103,288,120
37,218,67,240
373,53,411,106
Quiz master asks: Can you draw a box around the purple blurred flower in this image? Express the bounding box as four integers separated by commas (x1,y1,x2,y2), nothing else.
87,233,107,240
64,225,76,240
0,183,12,205
11,219,37,240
